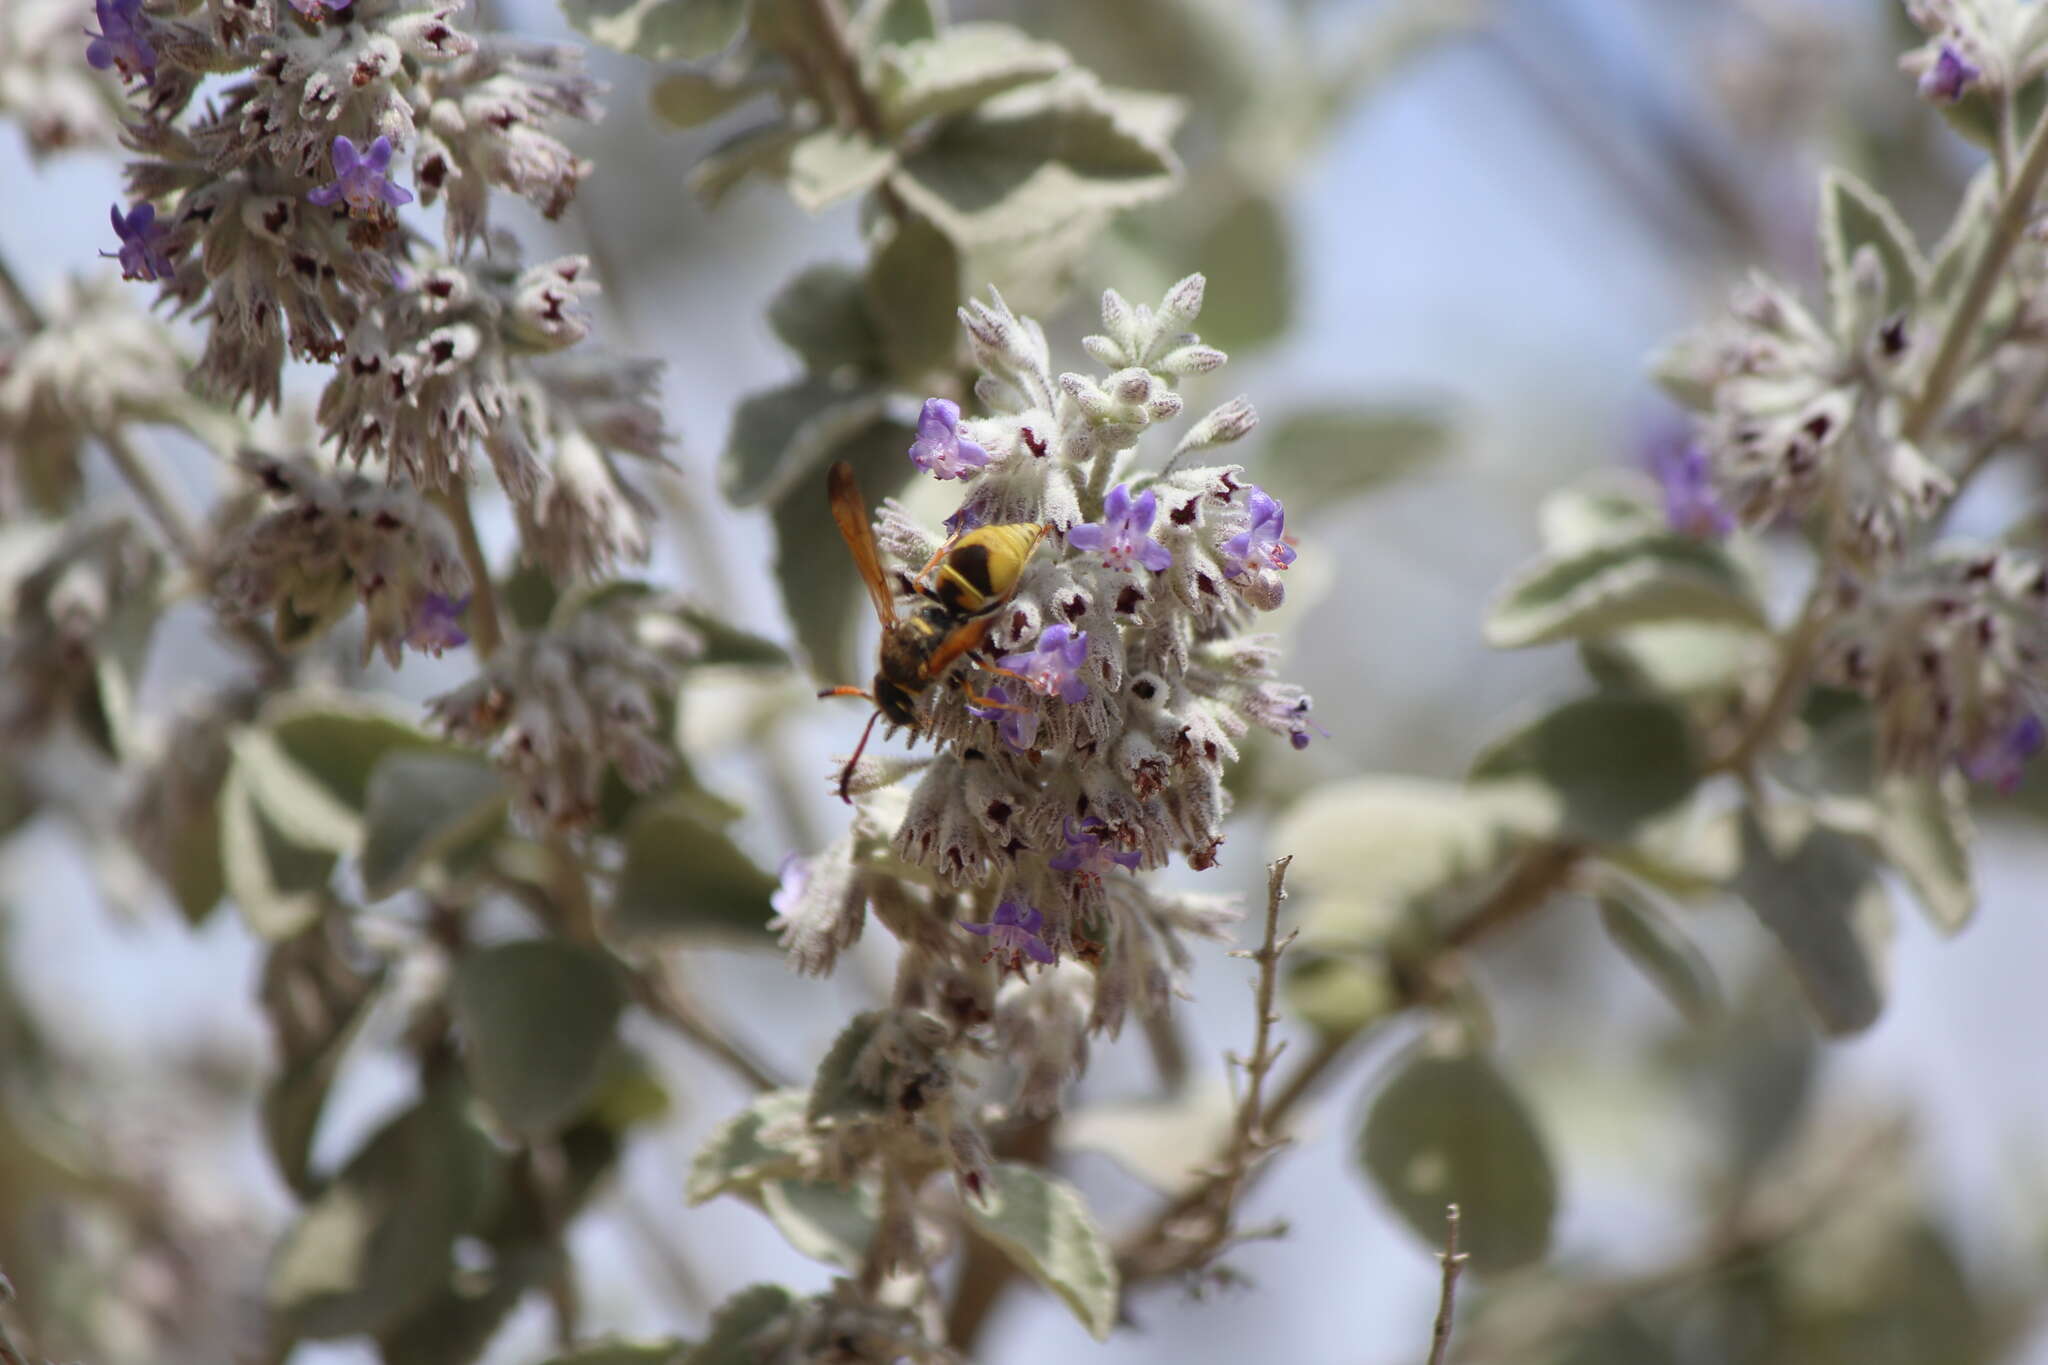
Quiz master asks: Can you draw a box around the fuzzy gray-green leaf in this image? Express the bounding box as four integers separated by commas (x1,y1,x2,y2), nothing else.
1471,694,1701,844
1733,810,1892,1036
890,71,1179,247
874,23,1071,132
560,0,749,61
1595,874,1721,1026
767,264,883,375
649,69,761,128
451,940,626,1137
963,1162,1119,1340
1820,167,1925,324
787,129,897,212
613,796,780,941
688,1089,813,1203
1358,1044,1557,1272
1486,532,1768,649
358,751,508,900
760,1179,877,1269
1263,404,1449,505
720,376,888,507
1874,774,1975,935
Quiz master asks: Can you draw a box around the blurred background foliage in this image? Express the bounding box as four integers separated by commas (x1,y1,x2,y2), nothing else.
5,0,2048,1363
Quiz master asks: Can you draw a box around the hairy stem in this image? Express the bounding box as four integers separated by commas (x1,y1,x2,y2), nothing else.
803,0,884,137
433,486,504,660
1427,1204,1467,1365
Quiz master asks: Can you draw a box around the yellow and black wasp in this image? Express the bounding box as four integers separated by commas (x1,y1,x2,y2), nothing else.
820,460,1048,801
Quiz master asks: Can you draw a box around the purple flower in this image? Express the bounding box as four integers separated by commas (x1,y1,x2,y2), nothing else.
959,900,1055,968
308,136,415,218
998,624,1089,705
908,398,990,480
967,683,1039,751
405,593,469,654
288,0,353,15
1961,713,2044,793
85,0,155,85
1067,483,1172,574
1648,433,1733,539
769,853,808,919
1048,817,1140,883
1221,487,1296,578
100,202,174,282
1920,44,1980,103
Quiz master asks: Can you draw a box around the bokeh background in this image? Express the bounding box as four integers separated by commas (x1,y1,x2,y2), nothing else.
6,0,2048,1361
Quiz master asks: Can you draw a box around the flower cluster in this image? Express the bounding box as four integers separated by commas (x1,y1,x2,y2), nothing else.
0,0,130,155
1659,269,1949,561
426,594,697,827
213,450,472,667
777,277,1306,1115
1816,548,2048,780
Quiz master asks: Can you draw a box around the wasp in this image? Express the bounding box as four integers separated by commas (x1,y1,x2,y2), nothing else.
821,460,1048,801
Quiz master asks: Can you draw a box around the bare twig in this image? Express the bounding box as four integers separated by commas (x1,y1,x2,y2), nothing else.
1427,1204,1467,1365
802,0,885,137
628,960,789,1093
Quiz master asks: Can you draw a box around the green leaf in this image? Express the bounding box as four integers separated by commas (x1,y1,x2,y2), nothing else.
720,376,888,507
500,558,561,633
1282,951,1399,1038
267,1079,505,1340
759,1179,877,1269
263,965,384,1196
1471,694,1702,844
1593,874,1721,1026
1273,777,1550,945
539,1341,690,1365
767,264,883,375
874,23,1071,132
649,69,760,128
807,1011,888,1123
1263,404,1449,505
688,1089,813,1203
771,417,913,680
1485,533,1769,649
612,796,780,942
264,695,452,834
167,796,226,926
220,769,336,940
1820,167,1925,325
962,1162,1118,1340
1732,809,1892,1035
1358,1043,1556,1273
689,120,802,206
787,129,897,212
1873,774,1975,935
865,209,964,386
230,727,370,857
560,0,749,61
854,0,937,47
671,603,792,669
1536,486,1662,554
684,1285,797,1365
451,940,627,1137
1061,1087,1236,1198
889,71,1179,247
358,751,509,900
1180,190,1291,353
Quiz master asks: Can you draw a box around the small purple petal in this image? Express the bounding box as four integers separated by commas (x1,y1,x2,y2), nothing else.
307,184,344,207
1065,523,1106,551
363,135,395,172
331,136,360,173
908,396,990,480
1920,44,1980,104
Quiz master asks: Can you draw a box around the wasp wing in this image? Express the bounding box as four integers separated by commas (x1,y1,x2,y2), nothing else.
827,460,898,627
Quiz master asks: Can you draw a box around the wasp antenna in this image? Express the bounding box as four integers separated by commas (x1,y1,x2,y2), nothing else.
818,685,873,702
837,708,883,804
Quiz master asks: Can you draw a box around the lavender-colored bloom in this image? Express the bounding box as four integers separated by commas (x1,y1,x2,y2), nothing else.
101,202,174,282
769,852,808,919
84,0,155,85
1961,713,2045,793
1067,483,1172,573
1048,816,1140,882
308,136,415,218
288,0,353,15
1649,434,1733,539
959,900,1055,966
998,624,1090,705
967,682,1039,751
1920,44,1980,103
907,398,990,480
1221,487,1296,578
405,593,470,654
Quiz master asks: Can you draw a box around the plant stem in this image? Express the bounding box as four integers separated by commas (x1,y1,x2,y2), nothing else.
433,487,504,660
1426,1204,1467,1365
1904,96,2048,446
803,0,884,137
